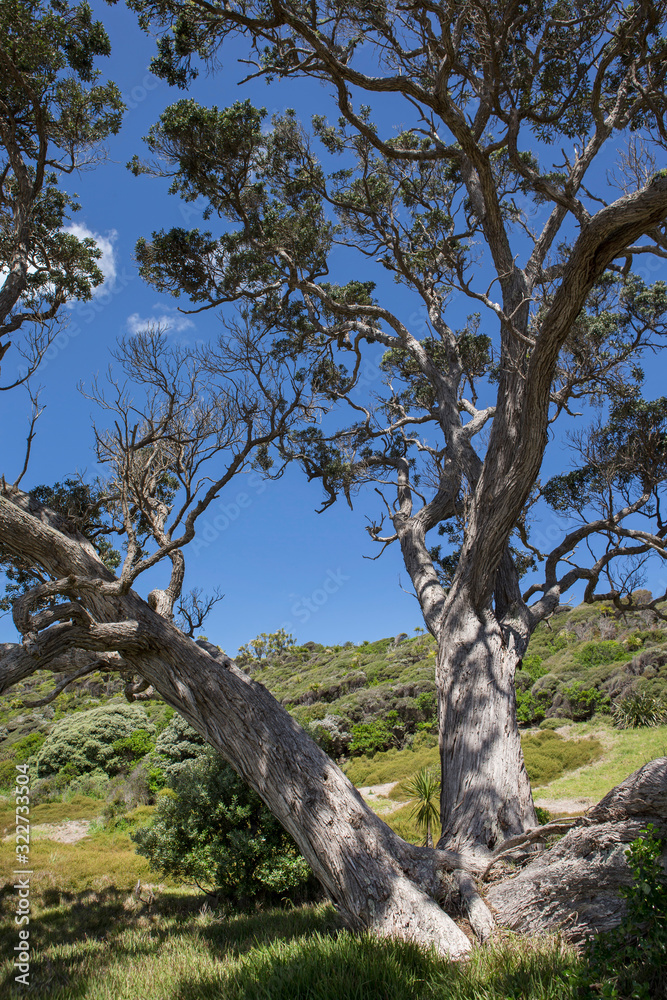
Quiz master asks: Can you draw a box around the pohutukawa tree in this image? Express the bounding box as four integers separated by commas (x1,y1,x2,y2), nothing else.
2,0,667,959
125,0,667,850
0,0,122,392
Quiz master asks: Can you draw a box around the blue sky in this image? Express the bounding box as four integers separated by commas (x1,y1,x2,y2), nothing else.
2,1,667,653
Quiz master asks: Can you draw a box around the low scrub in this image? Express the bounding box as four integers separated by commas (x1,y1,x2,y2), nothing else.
521,730,604,786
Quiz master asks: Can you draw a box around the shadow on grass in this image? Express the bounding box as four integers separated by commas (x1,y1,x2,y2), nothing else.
169,931,578,1000
0,886,341,999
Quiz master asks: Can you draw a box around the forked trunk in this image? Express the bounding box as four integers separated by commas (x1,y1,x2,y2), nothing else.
437,598,536,853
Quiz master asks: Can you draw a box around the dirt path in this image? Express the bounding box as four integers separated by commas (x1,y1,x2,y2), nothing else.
533,795,594,815
30,820,93,843
358,781,594,819
358,781,410,815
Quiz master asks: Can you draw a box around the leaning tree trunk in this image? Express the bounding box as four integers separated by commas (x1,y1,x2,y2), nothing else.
0,487,472,959
437,596,536,853
4,486,667,957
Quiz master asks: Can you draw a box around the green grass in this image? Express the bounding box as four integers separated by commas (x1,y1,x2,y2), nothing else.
345,729,606,795
0,891,580,1000
0,795,103,838
522,730,604,787
534,719,667,801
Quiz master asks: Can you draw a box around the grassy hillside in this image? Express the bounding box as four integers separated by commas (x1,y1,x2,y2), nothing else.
1,596,667,838
2,599,666,998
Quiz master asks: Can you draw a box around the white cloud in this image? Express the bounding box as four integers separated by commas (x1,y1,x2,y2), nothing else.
126,308,195,337
63,223,118,292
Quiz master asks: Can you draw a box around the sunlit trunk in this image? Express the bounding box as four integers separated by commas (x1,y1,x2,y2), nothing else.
436,596,536,853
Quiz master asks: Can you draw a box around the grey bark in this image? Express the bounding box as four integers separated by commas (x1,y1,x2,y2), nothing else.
0,486,472,959
437,594,537,852
486,757,667,940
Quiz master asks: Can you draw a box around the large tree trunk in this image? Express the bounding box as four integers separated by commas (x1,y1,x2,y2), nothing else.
437,596,536,853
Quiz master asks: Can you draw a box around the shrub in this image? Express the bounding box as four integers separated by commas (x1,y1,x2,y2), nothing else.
132,749,317,906
612,691,667,729
415,690,437,718
349,713,402,756
112,729,156,769
577,825,667,999
575,640,628,667
522,654,547,680
0,732,47,788
516,690,546,725
538,717,571,730
306,714,352,758
35,705,155,779
522,730,604,786
547,632,569,653
560,680,610,721
150,713,207,779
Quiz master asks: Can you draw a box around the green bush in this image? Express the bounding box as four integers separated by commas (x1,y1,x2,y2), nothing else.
35,705,155,779
577,825,667,999
612,691,667,729
349,712,402,756
132,749,316,906
522,654,547,680
560,680,610,721
516,690,546,725
0,732,47,788
539,717,571,730
522,730,603,786
150,712,207,777
547,632,569,653
575,640,628,667
112,729,156,768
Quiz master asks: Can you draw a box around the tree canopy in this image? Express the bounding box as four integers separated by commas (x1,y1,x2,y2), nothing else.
0,0,123,389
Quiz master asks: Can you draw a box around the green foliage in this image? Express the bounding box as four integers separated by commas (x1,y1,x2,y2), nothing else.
36,704,155,779
516,690,546,725
522,654,547,680
349,712,401,757
522,730,604,786
111,729,156,769
237,628,297,661
612,691,667,729
577,825,667,999
560,680,610,721
539,718,571,730
132,749,315,906
0,731,47,788
575,641,629,667
404,767,440,847
0,0,123,339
